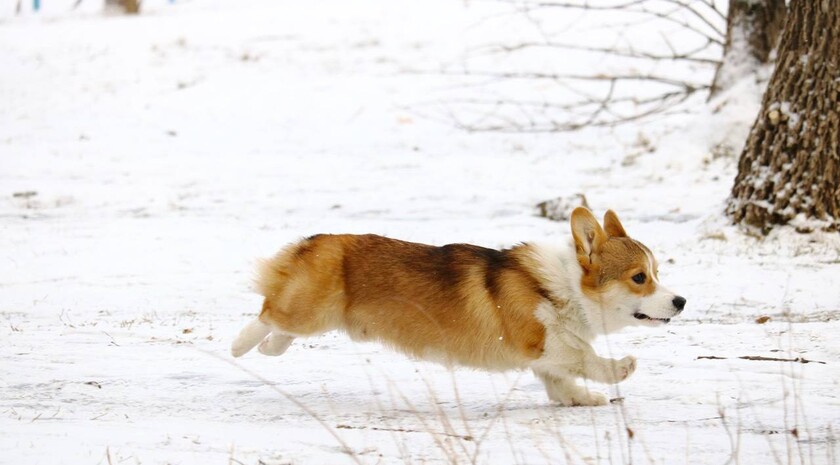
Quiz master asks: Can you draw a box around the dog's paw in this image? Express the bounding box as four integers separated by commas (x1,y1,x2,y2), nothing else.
615,356,637,382
542,378,608,407
547,386,608,407
258,334,293,356
567,390,608,407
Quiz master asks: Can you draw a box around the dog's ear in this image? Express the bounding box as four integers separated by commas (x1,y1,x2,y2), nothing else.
603,210,627,238
571,207,606,270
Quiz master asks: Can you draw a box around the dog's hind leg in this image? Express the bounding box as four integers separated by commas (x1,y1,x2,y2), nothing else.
231,318,271,357
258,332,294,356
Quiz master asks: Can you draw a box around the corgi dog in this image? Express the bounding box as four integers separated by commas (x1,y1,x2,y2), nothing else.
231,208,685,406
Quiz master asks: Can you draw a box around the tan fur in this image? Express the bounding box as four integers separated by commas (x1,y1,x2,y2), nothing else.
255,234,546,370
573,209,658,300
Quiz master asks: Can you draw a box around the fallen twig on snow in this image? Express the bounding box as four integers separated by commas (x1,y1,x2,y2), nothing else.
696,355,826,364
336,424,475,442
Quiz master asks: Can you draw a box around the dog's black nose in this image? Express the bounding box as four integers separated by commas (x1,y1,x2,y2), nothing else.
672,296,686,312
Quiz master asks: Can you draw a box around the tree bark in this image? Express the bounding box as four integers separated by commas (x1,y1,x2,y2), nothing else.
709,0,786,98
727,0,840,233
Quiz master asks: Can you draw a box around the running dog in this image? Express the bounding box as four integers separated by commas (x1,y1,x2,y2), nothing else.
231,207,685,406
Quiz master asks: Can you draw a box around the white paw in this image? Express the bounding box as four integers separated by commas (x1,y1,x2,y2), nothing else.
230,341,249,358
546,384,608,407
567,390,608,407
615,356,637,382
257,334,293,356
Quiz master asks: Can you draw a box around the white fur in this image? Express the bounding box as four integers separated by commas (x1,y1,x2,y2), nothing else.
230,318,271,357
638,248,681,322
526,242,642,406
637,284,680,320
526,241,605,336
258,332,294,356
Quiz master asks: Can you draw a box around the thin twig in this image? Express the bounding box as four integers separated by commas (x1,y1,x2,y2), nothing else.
442,89,690,111
430,69,704,91
450,92,693,133
696,355,826,365
514,0,725,43
336,423,474,442
659,0,726,37
476,39,720,65
206,351,364,465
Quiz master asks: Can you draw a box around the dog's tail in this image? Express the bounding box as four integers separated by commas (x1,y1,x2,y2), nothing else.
254,255,287,298
231,317,271,357
255,236,312,298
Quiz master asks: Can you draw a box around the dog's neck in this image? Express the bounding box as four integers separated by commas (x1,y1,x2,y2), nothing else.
527,240,629,340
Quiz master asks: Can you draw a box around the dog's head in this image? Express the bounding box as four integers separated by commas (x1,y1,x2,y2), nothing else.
570,207,685,333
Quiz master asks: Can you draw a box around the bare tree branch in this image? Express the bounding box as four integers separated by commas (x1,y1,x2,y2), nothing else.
513,0,725,42
430,0,725,133
659,0,726,37
438,70,706,93
443,89,692,112
475,39,720,65
439,84,694,133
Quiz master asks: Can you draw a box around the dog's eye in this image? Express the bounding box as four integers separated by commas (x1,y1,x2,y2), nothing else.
632,273,646,284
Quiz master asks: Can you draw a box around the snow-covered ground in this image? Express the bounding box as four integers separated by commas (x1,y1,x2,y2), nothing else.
1,1,839,464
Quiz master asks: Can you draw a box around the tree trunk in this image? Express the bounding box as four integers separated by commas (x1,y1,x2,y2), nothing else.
105,0,140,14
727,0,840,233
709,0,786,98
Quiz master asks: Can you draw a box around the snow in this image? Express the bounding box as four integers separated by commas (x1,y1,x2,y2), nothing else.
2,1,839,464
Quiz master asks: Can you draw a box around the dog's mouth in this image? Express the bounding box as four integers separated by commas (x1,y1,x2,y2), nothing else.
633,312,671,324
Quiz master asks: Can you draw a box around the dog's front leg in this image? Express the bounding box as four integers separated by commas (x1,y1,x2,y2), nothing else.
577,345,636,385
549,334,637,385
534,370,607,407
